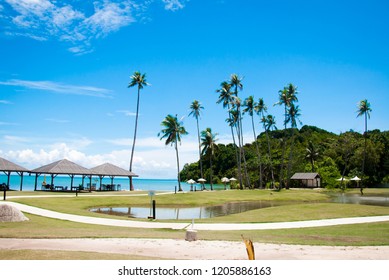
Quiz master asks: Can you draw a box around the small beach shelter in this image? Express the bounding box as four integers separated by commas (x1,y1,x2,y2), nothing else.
0,157,29,199
350,176,362,188
336,177,349,181
30,159,92,191
221,177,230,190
197,178,206,190
187,179,196,191
89,163,138,191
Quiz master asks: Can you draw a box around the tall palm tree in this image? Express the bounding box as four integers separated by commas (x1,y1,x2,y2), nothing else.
159,114,188,192
243,95,263,188
229,74,250,188
357,99,372,175
128,71,149,191
274,83,299,189
306,141,319,172
217,81,239,173
189,100,204,180
285,103,302,187
261,115,277,187
201,128,218,190
258,99,276,188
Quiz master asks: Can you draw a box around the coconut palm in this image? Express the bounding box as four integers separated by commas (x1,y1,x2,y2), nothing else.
357,99,372,175
306,141,319,172
229,74,250,188
258,99,276,188
217,80,241,186
128,71,149,191
159,114,188,192
189,100,204,180
285,102,302,187
243,95,263,188
201,128,219,190
274,83,299,189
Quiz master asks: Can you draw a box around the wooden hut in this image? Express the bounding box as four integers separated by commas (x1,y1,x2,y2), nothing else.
290,172,321,188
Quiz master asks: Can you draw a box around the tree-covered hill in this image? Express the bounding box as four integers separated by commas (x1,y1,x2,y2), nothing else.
180,125,389,188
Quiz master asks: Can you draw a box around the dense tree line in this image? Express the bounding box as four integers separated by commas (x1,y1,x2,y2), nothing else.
180,125,389,188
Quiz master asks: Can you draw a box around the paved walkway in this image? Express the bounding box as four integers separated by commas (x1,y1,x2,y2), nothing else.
3,200,389,231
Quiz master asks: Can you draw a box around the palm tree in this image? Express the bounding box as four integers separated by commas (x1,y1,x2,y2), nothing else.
274,83,299,189
128,71,149,191
201,128,218,190
189,100,204,180
243,95,263,188
285,102,302,187
306,141,319,172
258,99,276,188
229,74,250,188
217,80,241,187
357,99,372,175
159,114,188,192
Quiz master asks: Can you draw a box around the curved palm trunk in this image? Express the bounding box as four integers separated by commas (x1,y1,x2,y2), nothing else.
265,129,275,187
279,104,288,190
235,114,244,189
362,112,367,174
196,117,204,179
286,130,296,188
129,86,141,191
209,157,213,191
175,138,183,192
227,106,240,187
251,114,263,188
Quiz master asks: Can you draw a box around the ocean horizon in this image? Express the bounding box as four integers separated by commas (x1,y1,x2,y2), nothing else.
0,174,225,192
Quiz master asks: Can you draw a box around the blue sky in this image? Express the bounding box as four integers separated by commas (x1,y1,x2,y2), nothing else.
0,0,388,179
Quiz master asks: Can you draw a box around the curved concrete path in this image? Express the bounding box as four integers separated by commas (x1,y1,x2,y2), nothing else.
3,200,389,231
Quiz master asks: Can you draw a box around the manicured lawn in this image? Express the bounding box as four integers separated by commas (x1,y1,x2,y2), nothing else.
1,188,389,246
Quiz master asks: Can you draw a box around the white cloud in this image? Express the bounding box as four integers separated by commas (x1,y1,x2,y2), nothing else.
3,0,136,54
162,0,188,11
0,100,13,104
0,79,113,98
2,1,189,53
83,1,135,38
45,118,70,123
1,134,199,178
117,110,137,117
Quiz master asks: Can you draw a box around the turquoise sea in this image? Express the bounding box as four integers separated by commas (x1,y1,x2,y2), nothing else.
0,174,225,192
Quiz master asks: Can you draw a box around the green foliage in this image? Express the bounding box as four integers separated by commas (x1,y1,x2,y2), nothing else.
180,125,389,188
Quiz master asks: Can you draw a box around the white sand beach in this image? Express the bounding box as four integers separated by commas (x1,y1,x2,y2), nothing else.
1,238,388,260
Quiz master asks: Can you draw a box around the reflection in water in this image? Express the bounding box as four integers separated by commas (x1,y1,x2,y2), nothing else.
90,201,280,220
90,194,389,220
331,193,389,207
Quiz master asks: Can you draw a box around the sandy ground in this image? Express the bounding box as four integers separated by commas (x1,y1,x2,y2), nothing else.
1,238,389,260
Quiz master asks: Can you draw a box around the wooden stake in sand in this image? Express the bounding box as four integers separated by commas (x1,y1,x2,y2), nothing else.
241,235,255,260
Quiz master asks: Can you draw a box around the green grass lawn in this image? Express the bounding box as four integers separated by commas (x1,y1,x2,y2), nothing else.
1,188,389,247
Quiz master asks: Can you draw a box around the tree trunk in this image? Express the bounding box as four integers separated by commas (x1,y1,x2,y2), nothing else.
129,86,141,191
196,117,204,179
175,138,183,191
251,115,262,188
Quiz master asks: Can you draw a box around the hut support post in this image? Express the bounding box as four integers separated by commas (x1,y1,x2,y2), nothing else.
17,171,24,191
34,174,39,191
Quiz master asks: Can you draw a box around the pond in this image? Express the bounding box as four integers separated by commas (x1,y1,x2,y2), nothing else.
90,201,285,220
90,193,389,220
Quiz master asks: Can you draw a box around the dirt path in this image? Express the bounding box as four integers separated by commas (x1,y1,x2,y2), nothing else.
1,238,388,260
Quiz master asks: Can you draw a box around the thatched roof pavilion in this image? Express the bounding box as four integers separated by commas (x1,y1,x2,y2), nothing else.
0,157,29,193
30,159,93,191
89,163,138,191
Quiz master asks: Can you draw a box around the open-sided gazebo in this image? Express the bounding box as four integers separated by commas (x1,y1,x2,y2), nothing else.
89,162,138,191
30,159,93,191
0,157,29,191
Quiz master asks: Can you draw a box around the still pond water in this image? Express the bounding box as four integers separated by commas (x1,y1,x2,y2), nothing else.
90,194,389,220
